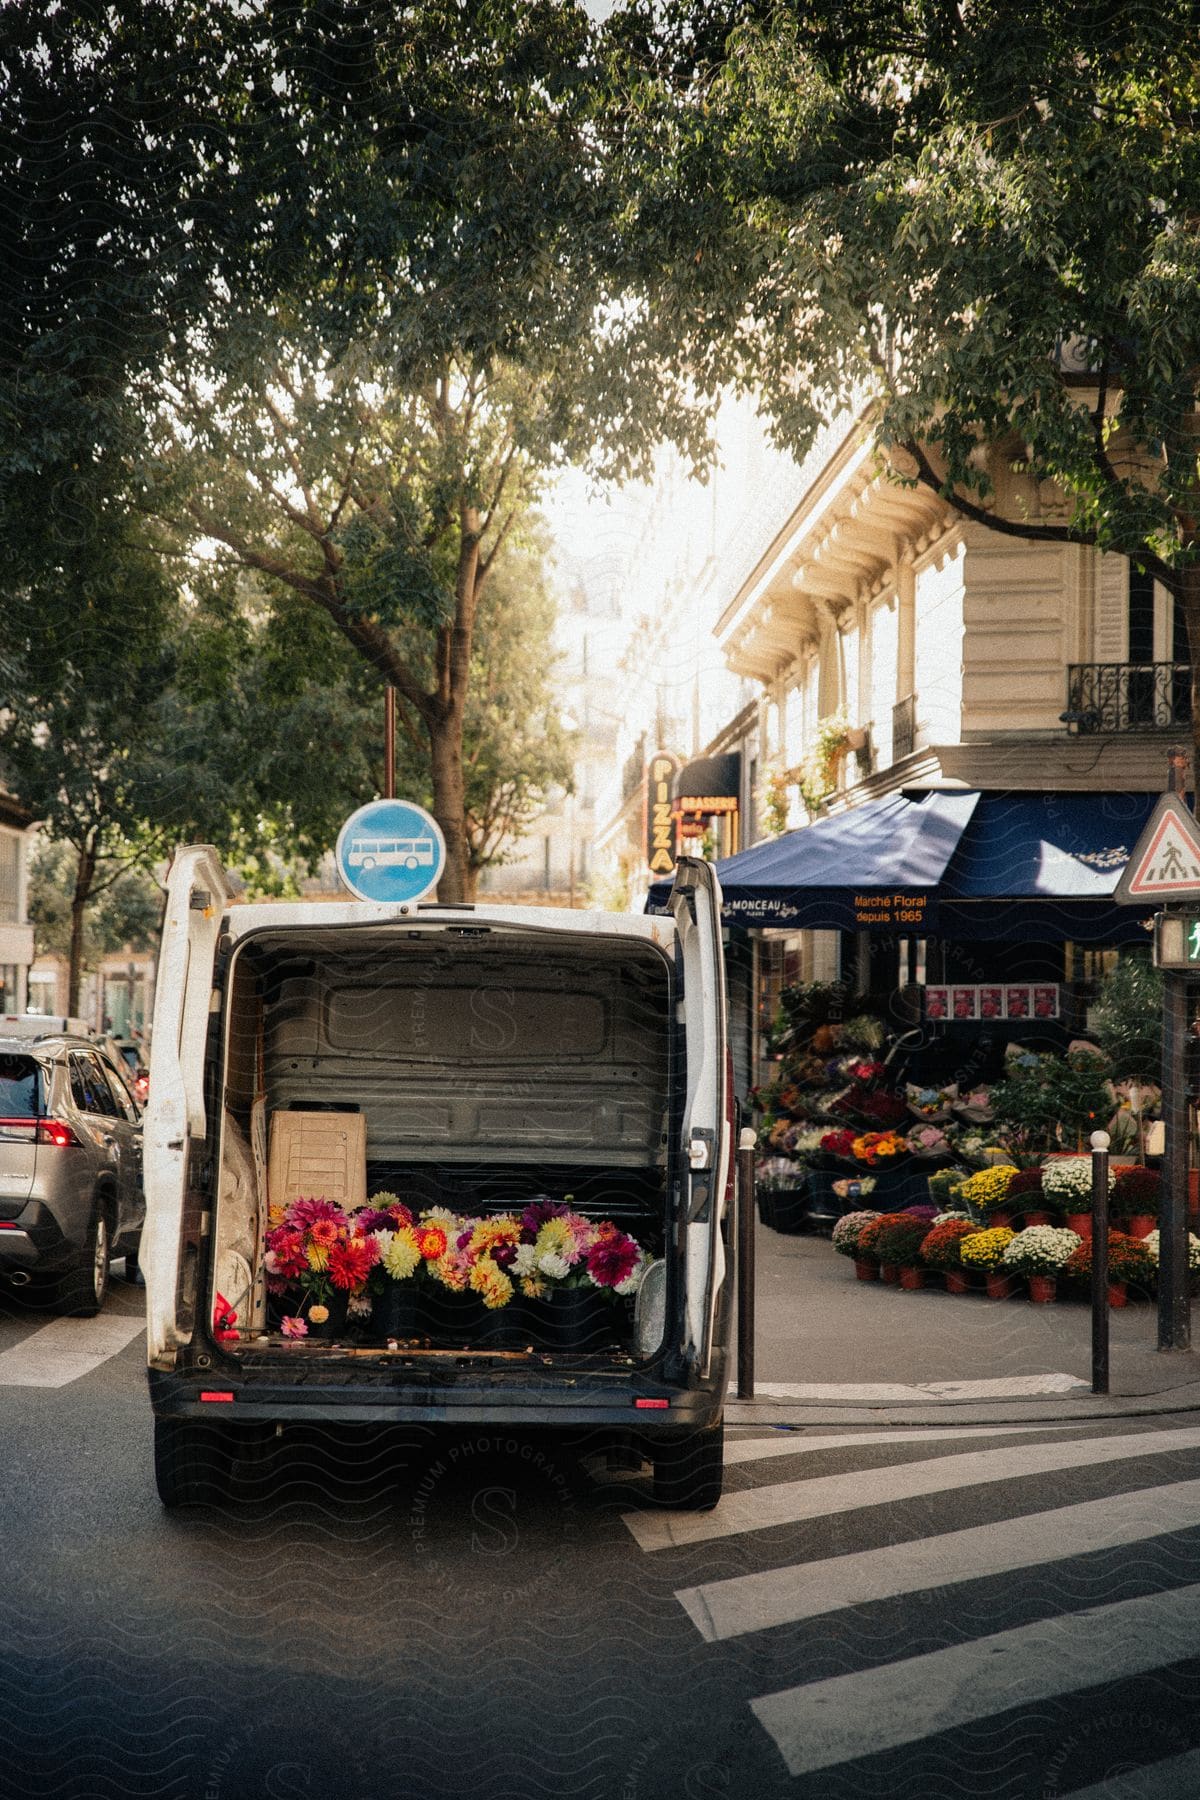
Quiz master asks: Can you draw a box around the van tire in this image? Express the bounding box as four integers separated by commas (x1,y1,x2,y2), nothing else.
154,1418,231,1506
652,1420,724,1511
50,1202,112,1317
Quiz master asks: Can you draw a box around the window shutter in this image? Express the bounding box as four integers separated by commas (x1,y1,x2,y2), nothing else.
1095,554,1128,662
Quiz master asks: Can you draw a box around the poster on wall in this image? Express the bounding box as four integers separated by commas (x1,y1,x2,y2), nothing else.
1033,984,1061,1019
1005,984,1033,1020
978,985,1004,1020
924,986,949,1020
951,986,978,1020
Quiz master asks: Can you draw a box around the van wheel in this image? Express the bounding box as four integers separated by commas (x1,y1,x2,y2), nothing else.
652,1421,724,1512
154,1418,231,1507
51,1203,112,1317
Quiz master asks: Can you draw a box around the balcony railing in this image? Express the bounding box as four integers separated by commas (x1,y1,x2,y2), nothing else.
1064,663,1192,734
892,694,916,761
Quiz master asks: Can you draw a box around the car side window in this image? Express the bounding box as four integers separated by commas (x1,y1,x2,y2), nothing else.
70,1053,119,1117
99,1055,139,1123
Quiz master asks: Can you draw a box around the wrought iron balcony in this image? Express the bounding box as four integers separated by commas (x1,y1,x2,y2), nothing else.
1063,662,1192,734
892,693,916,761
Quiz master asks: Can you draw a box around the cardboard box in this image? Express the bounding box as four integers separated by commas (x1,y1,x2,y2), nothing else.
267,1110,367,1214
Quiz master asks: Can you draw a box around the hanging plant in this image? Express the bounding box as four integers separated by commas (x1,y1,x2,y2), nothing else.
798,709,854,813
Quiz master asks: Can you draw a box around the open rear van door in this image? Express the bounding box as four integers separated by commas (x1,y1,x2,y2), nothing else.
667,856,732,1379
141,846,231,1366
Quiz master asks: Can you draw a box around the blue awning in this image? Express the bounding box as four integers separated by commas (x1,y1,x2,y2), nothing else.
648,789,1162,941
648,789,979,931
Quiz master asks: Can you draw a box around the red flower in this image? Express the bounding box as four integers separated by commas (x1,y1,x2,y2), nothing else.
266,1228,308,1279
586,1228,639,1289
327,1236,377,1291
417,1224,448,1261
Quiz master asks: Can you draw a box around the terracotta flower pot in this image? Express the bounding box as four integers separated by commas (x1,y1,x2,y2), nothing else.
880,1263,900,1284
1107,1280,1129,1309
1124,1214,1158,1240
943,1269,973,1295
1021,1210,1053,1228
1028,1273,1057,1304
898,1265,925,1290
854,1258,880,1282
985,1270,1017,1300
1065,1212,1092,1240
987,1210,1015,1229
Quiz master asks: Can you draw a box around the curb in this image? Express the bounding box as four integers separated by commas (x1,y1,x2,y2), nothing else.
725,1383,1200,1430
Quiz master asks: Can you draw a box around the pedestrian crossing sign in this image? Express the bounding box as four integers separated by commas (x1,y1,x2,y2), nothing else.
1113,792,1200,903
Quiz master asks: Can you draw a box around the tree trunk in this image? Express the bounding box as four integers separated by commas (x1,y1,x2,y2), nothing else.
68,839,98,1019
1183,563,1200,781
429,707,469,903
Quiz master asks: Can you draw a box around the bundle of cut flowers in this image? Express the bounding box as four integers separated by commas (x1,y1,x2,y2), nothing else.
1041,1156,1115,1206
832,1086,910,1130
907,1123,951,1158
756,1155,805,1191
362,1199,458,1295
856,1210,931,1266
956,1165,1020,1214
918,1218,980,1272
265,1195,384,1337
906,1083,954,1122
1001,1226,1082,1276
953,1087,993,1124
851,1129,909,1165
954,1131,1000,1169
1063,1229,1155,1288
1143,1231,1200,1272
784,1125,826,1157
831,1175,876,1199
820,1127,857,1158
830,1209,883,1258
1110,1165,1162,1219
510,1200,650,1303
958,1227,1017,1270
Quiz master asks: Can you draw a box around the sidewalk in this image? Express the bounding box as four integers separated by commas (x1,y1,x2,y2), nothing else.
727,1220,1200,1429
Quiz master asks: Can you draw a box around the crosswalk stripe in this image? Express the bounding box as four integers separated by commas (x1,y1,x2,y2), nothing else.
678,1476,1200,1642
1064,1749,1200,1798
724,1422,1088,1466
751,1581,1200,1777
623,1425,1200,1551
0,1312,146,1387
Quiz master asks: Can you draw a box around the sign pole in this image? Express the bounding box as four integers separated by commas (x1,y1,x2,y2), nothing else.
737,1126,757,1399
1159,747,1193,1352
384,687,395,800
1090,1130,1110,1394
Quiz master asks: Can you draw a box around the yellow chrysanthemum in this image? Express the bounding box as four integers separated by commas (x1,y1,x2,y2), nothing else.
469,1256,514,1309
534,1216,574,1262
432,1252,468,1292
306,1243,330,1272
520,1275,546,1300
382,1226,421,1281
959,1227,1017,1269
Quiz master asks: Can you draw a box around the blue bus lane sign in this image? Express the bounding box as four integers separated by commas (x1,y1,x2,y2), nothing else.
335,800,446,904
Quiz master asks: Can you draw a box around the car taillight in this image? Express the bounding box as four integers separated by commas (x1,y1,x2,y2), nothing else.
0,1118,83,1148
37,1120,81,1148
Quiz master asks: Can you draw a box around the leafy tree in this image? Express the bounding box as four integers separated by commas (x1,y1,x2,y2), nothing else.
389,536,576,894
1,1,713,903
622,2,1200,729
28,840,161,968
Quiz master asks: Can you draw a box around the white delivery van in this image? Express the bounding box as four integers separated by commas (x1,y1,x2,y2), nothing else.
141,846,735,1509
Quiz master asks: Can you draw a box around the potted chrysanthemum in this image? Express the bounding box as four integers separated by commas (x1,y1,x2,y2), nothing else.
956,1165,1021,1227
959,1226,1018,1298
919,1218,982,1294
831,1208,884,1280
1000,1225,1082,1303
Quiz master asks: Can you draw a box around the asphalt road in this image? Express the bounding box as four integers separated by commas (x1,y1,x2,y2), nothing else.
3,1277,1200,1799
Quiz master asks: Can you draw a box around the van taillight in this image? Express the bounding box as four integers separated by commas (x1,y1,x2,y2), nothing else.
0,1118,80,1148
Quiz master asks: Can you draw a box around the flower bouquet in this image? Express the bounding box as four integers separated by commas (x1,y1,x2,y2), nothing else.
831,1175,876,1201
511,1201,650,1349
851,1129,909,1166
906,1122,951,1160
264,1195,383,1339
906,1083,955,1122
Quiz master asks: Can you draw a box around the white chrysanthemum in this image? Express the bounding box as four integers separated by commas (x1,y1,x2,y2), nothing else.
514,1243,537,1277
383,1228,421,1280
537,1251,571,1281
616,1251,647,1297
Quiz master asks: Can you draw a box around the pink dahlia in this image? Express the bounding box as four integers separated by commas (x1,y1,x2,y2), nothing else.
287,1196,343,1228
280,1315,308,1339
266,1229,308,1279
586,1228,640,1289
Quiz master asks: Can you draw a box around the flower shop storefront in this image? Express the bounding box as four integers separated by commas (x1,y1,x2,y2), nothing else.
659,787,1183,1248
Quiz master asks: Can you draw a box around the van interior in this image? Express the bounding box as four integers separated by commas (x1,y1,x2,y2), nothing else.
211,923,676,1358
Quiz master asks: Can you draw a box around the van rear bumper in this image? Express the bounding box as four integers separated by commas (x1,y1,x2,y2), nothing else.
147,1355,727,1433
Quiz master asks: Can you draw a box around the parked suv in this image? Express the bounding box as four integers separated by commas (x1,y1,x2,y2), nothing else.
0,1032,144,1313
